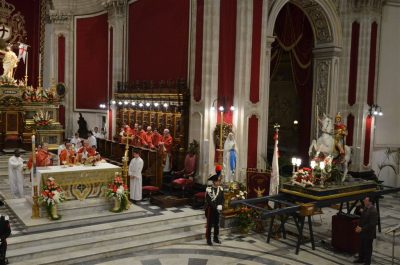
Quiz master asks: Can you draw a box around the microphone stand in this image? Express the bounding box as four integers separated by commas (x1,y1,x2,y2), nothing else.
385,223,400,265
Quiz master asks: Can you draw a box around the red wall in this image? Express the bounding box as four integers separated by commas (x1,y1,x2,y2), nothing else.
217,0,236,124
128,0,189,82
75,13,108,110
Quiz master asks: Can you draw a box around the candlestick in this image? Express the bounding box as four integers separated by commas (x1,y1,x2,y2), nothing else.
38,53,42,87
31,132,40,218
292,157,297,174
24,52,29,86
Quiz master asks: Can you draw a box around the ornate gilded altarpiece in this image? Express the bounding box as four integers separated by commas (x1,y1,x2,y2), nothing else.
0,84,64,150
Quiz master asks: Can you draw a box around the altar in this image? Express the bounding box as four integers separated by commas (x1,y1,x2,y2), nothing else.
37,162,122,201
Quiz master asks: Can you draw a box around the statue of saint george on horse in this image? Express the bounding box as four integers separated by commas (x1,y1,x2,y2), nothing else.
308,113,351,183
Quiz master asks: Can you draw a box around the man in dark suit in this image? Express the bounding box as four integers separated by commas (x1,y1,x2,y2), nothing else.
205,165,224,246
0,215,11,265
354,196,378,265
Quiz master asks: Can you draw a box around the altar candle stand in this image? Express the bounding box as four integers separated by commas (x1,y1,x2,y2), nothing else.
31,133,40,218
291,157,297,174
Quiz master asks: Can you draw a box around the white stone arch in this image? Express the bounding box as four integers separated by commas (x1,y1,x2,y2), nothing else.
264,0,343,145
267,0,342,48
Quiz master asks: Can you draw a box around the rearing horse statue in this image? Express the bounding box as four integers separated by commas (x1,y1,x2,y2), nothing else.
308,114,351,182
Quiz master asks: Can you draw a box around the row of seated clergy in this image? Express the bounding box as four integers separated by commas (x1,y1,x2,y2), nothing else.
119,124,173,152
59,141,101,165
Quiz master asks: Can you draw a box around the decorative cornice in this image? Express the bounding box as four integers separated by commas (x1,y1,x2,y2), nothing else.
47,10,71,24
350,0,383,13
102,0,126,17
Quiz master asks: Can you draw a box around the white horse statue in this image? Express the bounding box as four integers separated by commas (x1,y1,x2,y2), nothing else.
308,114,351,182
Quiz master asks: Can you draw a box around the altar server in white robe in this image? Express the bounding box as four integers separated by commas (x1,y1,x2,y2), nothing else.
8,150,25,198
128,149,144,202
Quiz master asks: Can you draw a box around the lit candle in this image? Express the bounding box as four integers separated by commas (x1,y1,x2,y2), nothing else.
320,161,326,170
310,160,316,169
292,157,297,174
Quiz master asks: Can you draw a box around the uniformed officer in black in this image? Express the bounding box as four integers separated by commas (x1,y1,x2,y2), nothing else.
354,196,378,265
0,215,11,265
205,166,224,246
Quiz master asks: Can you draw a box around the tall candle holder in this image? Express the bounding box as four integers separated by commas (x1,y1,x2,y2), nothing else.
31,132,40,218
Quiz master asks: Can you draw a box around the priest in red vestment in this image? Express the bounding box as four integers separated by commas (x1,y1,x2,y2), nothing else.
159,129,173,172
143,126,155,149
33,143,53,168
59,143,76,165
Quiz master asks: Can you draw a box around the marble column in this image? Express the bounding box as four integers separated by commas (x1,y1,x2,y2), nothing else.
311,46,341,140
189,0,220,183
46,11,74,137
337,1,382,171
103,0,127,140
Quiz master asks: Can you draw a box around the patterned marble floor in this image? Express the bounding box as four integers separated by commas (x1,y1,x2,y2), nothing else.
1,153,399,264
87,194,400,265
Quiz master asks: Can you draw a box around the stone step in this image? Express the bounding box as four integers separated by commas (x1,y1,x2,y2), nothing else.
8,211,203,250
8,219,206,262
5,198,149,233
10,227,225,265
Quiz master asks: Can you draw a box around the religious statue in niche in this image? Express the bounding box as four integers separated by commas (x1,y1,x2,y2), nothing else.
223,132,238,182
77,112,89,139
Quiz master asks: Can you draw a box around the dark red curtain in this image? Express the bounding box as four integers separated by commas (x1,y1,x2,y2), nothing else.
270,3,313,160
58,35,65,83
364,116,372,166
348,22,360,106
346,114,354,146
76,14,108,110
218,0,236,124
367,22,378,106
194,0,204,102
249,0,263,104
2,0,41,87
247,115,258,168
128,0,189,82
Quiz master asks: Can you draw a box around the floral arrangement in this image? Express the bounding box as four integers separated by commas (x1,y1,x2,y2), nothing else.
106,173,129,212
33,110,54,127
236,206,256,233
39,177,65,220
227,181,248,200
291,155,343,187
292,168,314,187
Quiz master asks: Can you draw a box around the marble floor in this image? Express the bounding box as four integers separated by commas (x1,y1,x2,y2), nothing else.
87,196,400,265
0,154,399,264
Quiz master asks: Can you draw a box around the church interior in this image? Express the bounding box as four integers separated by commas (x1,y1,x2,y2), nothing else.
0,0,399,264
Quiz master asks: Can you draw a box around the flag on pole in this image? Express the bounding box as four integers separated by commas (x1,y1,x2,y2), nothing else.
269,124,280,196
18,43,28,63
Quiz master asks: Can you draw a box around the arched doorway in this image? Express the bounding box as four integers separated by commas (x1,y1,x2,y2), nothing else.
268,3,314,168
263,0,342,173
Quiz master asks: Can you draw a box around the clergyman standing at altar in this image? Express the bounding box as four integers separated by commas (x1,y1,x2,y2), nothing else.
128,149,144,203
223,132,237,182
8,150,24,198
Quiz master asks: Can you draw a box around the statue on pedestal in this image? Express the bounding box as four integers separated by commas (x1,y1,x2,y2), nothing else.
0,45,18,83
77,112,89,139
223,132,237,182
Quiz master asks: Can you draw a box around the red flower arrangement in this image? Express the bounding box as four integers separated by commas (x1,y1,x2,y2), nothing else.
106,173,129,212
39,177,65,220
